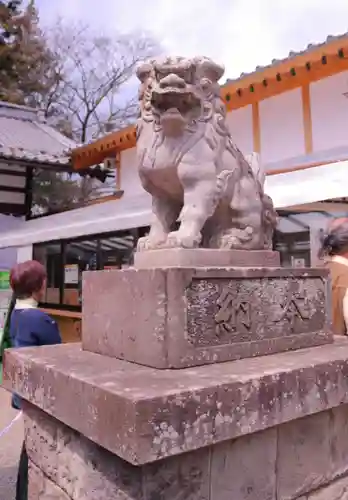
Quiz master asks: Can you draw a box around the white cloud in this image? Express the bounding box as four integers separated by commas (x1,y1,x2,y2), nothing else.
36,0,348,81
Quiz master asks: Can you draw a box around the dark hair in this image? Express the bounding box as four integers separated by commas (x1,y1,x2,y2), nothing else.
319,221,348,258
10,260,47,299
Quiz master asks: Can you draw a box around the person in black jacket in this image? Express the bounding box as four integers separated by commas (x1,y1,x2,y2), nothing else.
9,260,62,500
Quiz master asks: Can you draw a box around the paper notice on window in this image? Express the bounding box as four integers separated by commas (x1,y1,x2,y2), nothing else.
291,257,306,268
64,264,79,285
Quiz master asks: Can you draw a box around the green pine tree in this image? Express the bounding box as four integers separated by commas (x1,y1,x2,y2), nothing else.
0,0,56,104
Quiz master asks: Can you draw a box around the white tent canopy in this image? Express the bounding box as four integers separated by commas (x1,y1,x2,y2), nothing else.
0,193,152,249
265,160,348,209
0,160,347,249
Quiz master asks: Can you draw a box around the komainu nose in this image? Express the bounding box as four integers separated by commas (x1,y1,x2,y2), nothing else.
159,73,186,89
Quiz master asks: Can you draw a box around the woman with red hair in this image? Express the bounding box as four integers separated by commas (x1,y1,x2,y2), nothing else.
9,260,61,500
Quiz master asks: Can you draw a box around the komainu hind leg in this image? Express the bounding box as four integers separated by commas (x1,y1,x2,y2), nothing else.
213,226,255,249
208,204,264,250
212,206,277,250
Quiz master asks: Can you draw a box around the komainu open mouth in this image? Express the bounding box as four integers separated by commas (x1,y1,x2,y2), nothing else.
151,90,200,114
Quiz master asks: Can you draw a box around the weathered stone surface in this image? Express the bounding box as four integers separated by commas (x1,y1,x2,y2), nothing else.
28,461,70,500
83,267,168,368
276,406,348,500
25,403,348,500
143,450,210,500
211,428,277,500
26,403,143,500
26,400,348,500
25,403,210,500
330,405,348,478
82,267,331,369
4,339,348,465
134,248,280,268
277,412,332,500
306,475,348,499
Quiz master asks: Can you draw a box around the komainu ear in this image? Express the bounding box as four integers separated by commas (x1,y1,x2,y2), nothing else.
195,57,225,83
136,61,153,83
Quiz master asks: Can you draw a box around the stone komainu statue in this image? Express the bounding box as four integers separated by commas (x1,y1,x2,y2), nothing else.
136,56,278,251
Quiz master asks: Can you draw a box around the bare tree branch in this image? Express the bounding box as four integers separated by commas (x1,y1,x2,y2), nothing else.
39,18,161,143
30,16,161,213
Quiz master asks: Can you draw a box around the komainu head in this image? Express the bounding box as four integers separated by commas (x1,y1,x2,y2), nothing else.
136,56,225,136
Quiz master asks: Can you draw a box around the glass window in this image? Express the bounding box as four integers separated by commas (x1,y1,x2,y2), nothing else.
274,215,310,267
33,243,62,304
63,239,98,307
99,233,135,270
32,226,150,310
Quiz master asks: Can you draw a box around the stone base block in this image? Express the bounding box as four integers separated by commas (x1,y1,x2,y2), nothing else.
134,248,280,268
22,392,348,500
304,476,348,499
82,266,331,368
29,461,70,499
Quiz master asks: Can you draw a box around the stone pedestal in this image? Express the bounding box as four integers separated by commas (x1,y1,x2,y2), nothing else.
2,248,348,500
82,266,332,368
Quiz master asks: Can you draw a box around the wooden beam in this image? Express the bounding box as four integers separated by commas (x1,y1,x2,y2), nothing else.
115,152,121,191
71,126,136,171
0,184,26,193
0,168,27,177
39,308,82,319
301,84,313,154
0,203,26,216
24,167,33,221
85,191,124,207
252,102,261,153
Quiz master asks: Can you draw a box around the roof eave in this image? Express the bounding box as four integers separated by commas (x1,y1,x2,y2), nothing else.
0,154,73,171
223,33,348,91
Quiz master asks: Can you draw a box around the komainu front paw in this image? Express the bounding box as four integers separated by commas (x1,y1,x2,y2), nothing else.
137,236,150,251
163,230,202,249
137,234,168,251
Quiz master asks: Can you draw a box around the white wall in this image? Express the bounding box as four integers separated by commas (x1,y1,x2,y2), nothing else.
120,147,143,198
259,88,305,165
17,245,33,263
225,105,253,155
0,215,23,268
310,70,348,152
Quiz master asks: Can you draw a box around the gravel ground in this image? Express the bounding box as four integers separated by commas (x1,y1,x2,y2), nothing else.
0,387,23,500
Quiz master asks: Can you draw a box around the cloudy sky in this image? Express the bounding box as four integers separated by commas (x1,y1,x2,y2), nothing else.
35,0,348,81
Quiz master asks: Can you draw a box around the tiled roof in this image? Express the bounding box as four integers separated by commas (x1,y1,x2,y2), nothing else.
224,32,348,86
0,101,76,167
